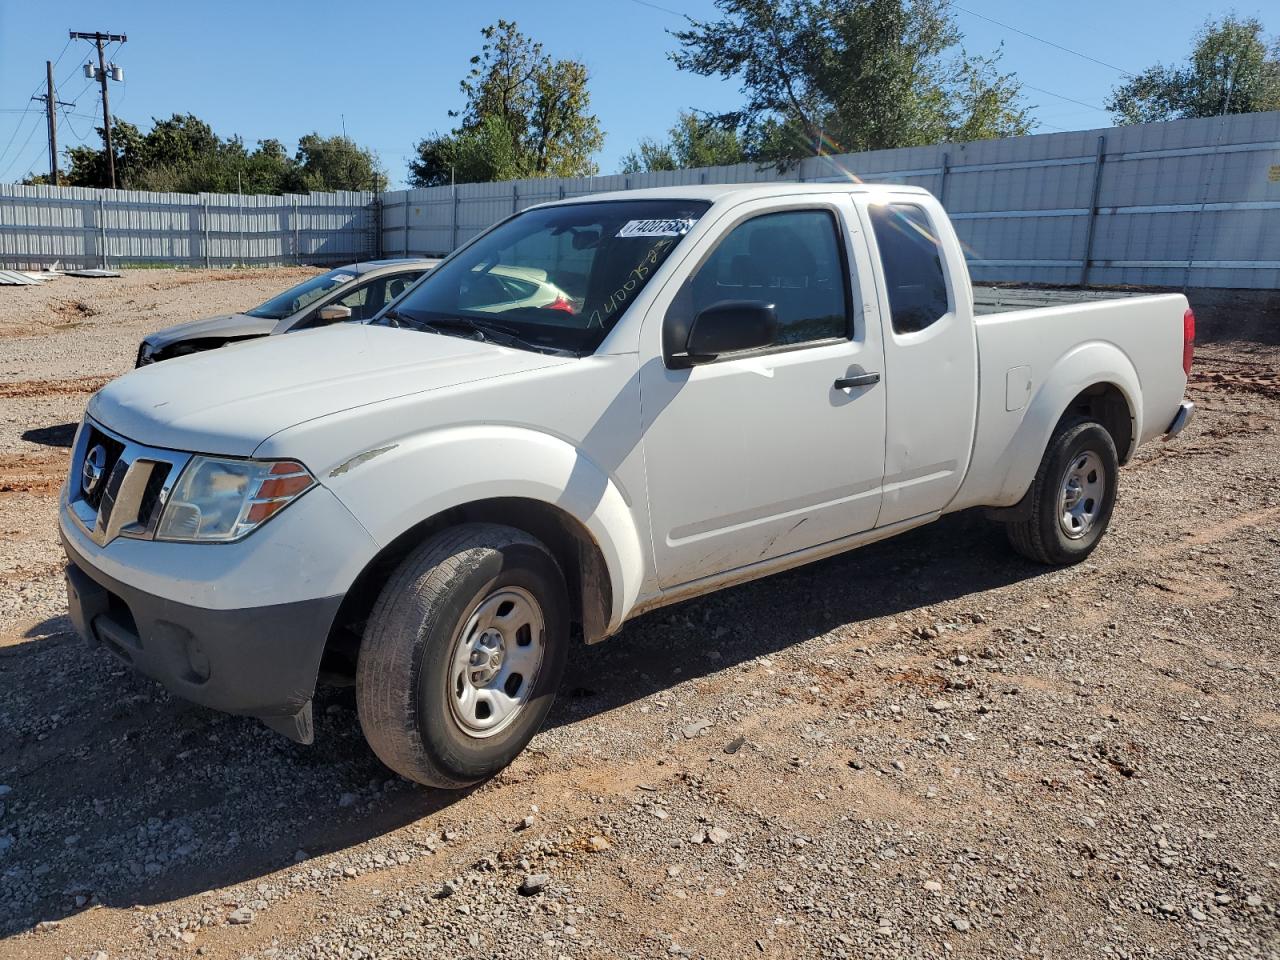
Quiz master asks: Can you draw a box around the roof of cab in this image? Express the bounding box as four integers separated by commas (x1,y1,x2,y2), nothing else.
343,258,440,275
537,181,932,208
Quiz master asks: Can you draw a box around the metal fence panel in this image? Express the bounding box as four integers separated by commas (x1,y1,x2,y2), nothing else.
3,112,1277,287
0,185,375,269
381,112,1279,289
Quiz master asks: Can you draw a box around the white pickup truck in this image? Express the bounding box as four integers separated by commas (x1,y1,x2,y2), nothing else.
61,183,1195,787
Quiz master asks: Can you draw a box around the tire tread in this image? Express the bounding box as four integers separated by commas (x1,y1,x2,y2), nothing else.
1005,418,1114,566
356,523,548,788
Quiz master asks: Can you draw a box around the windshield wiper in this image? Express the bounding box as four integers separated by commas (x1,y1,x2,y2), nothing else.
387,313,575,356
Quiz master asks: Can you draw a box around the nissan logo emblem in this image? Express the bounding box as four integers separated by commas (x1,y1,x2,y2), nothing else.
82,444,108,496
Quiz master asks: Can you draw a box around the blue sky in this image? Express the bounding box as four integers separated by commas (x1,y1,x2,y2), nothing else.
0,0,1269,188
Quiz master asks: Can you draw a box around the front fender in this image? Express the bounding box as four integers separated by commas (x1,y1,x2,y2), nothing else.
321,424,646,634
990,341,1141,506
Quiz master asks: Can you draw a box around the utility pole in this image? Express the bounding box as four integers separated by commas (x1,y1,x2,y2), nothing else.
70,30,127,188
32,60,73,184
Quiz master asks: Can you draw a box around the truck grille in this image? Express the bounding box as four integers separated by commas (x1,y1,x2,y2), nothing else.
67,419,190,546
81,426,126,510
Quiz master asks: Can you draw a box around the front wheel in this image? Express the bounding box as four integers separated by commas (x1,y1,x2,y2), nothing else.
1005,419,1119,565
356,523,569,788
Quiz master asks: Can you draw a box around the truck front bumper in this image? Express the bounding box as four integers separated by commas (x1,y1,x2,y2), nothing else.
63,534,342,743
1164,400,1195,440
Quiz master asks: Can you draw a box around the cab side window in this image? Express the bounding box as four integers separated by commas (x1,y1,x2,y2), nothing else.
383,272,422,306
668,209,850,357
334,280,374,320
329,272,424,321
868,203,950,334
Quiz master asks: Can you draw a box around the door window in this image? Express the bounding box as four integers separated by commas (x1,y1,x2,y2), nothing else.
667,209,850,359
868,203,950,334
382,272,422,306
327,272,424,322
334,281,372,318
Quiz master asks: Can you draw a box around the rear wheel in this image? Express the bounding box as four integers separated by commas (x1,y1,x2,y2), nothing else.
356,523,569,788
1005,419,1119,565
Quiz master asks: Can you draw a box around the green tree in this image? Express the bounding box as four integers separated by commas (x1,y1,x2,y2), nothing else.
60,114,384,194
408,115,529,187
66,119,146,187
1107,15,1280,124
408,19,603,186
671,0,1033,169
293,133,387,192
621,111,748,172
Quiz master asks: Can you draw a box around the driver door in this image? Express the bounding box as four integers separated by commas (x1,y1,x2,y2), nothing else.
638,196,887,589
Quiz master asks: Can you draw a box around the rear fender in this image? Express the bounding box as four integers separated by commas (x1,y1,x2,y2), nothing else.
991,341,1141,506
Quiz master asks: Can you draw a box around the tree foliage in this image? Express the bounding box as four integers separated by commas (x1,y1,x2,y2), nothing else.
621,111,748,172
1107,15,1280,124
670,0,1033,168
56,114,386,193
408,20,604,186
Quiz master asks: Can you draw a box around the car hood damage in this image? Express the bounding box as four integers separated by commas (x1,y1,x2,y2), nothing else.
142,313,276,351
90,324,571,457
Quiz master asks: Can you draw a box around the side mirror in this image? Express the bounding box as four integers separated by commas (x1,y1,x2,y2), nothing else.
684,300,777,364
315,304,353,324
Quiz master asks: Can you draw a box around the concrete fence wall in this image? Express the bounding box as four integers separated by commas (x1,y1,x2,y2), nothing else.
0,185,376,269
381,111,1280,290
2,112,1277,287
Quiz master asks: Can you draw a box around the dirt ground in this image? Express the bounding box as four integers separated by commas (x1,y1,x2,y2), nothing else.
0,270,1277,960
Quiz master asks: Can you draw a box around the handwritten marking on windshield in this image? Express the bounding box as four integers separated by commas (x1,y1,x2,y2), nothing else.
588,238,675,329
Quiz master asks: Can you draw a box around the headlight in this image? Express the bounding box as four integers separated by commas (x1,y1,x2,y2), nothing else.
156,457,314,542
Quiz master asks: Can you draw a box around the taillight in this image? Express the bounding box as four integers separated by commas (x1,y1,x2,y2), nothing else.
1182,308,1195,377
546,294,575,314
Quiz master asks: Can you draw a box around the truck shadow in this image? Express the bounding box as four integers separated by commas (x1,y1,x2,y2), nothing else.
550,507,1037,728
0,509,1041,938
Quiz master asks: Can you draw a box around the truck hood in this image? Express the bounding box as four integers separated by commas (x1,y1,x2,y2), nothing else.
143,313,277,350
91,324,571,456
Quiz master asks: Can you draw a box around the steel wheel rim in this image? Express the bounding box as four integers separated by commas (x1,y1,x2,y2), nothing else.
446,585,546,739
1057,449,1105,540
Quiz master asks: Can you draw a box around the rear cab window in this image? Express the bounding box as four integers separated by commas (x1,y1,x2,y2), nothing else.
868,202,951,334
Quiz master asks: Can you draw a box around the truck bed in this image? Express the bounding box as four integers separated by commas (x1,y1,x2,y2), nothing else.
950,291,1191,513
973,285,1144,316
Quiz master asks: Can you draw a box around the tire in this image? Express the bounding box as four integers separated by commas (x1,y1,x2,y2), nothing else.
356,523,569,788
1005,419,1119,565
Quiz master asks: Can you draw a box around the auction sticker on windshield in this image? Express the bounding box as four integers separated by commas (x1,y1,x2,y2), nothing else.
616,218,695,238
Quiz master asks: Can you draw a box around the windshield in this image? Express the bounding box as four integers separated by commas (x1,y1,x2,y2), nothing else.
245,268,359,320
378,199,710,355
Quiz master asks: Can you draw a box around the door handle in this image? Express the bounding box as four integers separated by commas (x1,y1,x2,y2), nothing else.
834,372,880,389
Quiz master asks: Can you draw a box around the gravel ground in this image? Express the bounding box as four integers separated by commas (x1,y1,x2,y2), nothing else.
0,270,1277,960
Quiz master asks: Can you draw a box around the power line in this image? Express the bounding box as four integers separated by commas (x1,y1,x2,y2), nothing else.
0,111,46,181
0,67,49,166
59,58,90,91
1022,84,1108,114
61,112,92,144
0,39,79,174
0,102,42,175
46,37,75,79
621,0,689,20
952,4,1137,77
64,77,98,109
